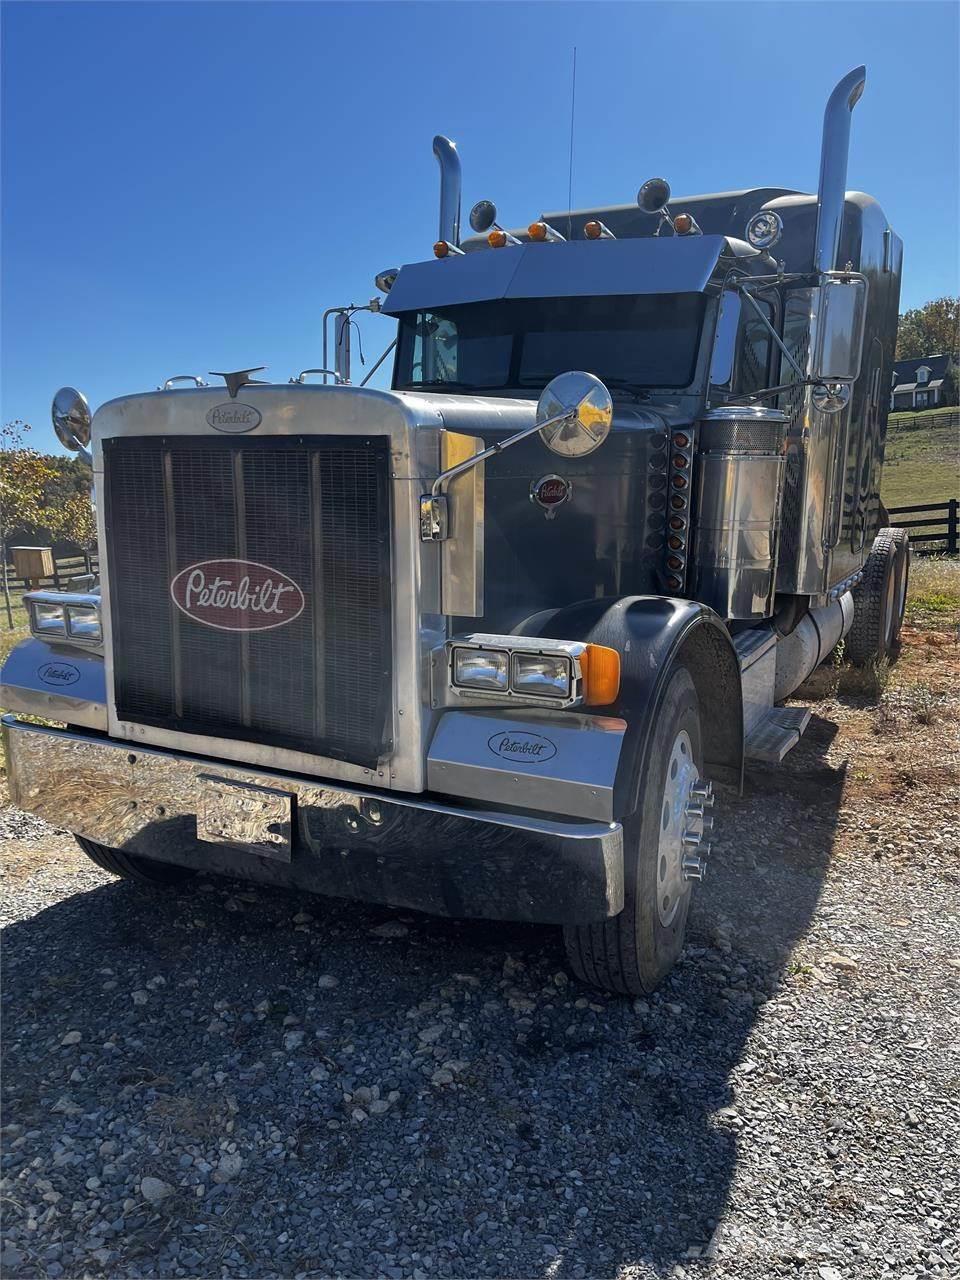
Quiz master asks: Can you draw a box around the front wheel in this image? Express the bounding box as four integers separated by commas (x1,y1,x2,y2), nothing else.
564,665,711,995
847,527,910,666
75,836,194,886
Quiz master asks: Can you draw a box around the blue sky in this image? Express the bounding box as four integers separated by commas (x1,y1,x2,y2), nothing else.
3,0,958,452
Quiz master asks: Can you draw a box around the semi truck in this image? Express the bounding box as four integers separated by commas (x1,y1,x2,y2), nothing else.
1,66,908,994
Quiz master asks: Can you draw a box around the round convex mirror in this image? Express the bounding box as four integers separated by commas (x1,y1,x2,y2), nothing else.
52,387,92,450
811,381,851,414
469,199,498,234
536,371,614,458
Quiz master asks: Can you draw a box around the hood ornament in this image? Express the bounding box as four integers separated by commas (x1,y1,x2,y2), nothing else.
208,367,268,399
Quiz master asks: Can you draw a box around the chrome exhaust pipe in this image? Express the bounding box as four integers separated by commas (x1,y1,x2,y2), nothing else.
814,66,866,273
433,135,462,248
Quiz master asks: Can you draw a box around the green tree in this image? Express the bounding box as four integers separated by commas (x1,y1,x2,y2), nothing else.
0,421,57,628
895,296,960,360
53,488,98,556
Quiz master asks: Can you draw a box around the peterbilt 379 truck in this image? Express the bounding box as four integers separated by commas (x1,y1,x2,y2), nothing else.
2,66,909,993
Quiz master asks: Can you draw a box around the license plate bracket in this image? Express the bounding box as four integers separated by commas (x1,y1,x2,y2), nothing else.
197,775,293,862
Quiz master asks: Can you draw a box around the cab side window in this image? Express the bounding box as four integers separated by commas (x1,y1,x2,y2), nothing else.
733,298,775,396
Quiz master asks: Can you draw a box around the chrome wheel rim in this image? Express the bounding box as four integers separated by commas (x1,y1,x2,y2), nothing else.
656,729,700,928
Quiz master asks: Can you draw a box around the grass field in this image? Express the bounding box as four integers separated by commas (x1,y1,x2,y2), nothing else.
881,413,959,508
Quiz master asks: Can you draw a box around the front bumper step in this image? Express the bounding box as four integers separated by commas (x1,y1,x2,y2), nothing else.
2,716,623,925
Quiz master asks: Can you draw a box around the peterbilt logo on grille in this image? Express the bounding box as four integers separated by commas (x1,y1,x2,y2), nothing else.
206,403,262,433
530,474,571,517
170,559,305,632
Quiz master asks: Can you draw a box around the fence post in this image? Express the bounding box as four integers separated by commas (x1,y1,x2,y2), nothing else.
53,562,61,590
949,499,959,556
84,551,92,575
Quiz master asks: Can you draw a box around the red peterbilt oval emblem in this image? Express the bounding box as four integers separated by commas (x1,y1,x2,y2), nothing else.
530,474,572,516
170,559,305,632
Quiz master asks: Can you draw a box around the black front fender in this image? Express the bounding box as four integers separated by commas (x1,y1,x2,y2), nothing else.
515,595,743,818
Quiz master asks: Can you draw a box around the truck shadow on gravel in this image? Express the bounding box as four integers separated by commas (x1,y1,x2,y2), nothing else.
1,721,844,1278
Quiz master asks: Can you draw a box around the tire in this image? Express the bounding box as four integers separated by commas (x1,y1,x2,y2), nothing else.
563,665,708,995
75,836,194,886
847,527,909,666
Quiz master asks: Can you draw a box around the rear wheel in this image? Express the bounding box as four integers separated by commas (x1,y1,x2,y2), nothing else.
847,527,910,666
75,836,194,886
564,665,711,994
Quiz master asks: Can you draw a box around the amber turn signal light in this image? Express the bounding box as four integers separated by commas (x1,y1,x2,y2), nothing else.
580,643,621,706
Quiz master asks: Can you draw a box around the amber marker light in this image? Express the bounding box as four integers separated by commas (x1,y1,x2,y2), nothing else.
673,213,693,235
673,432,690,449
670,493,687,509
580,643,621,706
669,515,685,531
671,474,688,489
528,221,548,241
584,221,602,239
668,535,685,551
434,241,450,258
666,555,684,571
488,228,508,248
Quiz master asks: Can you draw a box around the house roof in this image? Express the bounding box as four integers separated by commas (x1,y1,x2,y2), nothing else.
891,353,952,385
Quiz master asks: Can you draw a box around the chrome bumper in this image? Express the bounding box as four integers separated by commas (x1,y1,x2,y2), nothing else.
2,716,624,925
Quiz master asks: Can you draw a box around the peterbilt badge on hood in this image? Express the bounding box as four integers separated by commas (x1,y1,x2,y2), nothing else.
170,559,305,632
206,403,262,432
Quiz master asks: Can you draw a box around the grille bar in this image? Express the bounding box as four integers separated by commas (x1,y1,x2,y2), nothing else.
104,435,393,767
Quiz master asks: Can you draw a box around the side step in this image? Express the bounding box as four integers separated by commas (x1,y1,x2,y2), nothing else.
744,706,812,764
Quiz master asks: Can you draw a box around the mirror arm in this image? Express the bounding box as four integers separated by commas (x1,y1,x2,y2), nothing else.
430,409,574,501
421,409,575,542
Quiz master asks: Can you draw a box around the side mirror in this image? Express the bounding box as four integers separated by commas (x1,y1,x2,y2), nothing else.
52,387,92,452
537,371,614,458
812,274,867,384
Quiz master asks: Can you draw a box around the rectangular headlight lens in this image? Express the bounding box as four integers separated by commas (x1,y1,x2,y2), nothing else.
30,602,67,637
453,647,509,691
65,604,102,641
511,653,572,699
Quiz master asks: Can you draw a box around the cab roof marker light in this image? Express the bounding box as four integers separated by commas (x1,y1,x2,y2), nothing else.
488,228,521,248
583,220,615,240
528,221,566,243
672,212,702,236
433,240,465,259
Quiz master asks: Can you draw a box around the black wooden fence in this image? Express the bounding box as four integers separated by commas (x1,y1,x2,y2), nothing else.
888,499,959,555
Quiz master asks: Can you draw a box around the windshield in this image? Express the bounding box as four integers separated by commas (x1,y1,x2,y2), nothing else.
394,294,706,394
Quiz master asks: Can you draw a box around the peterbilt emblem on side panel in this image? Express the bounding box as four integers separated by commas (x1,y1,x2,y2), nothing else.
530,474,572,518
206,403,262,433
487,731,558,764
170,559,305,632
38,662,81,687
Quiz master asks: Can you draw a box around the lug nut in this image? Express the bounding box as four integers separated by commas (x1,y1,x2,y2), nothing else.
682,830,702,847
682,853,707,881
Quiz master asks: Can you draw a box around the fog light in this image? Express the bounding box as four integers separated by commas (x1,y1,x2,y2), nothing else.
512,652,571,699
66,604,102,641
30,601,66,637
452,647,509,691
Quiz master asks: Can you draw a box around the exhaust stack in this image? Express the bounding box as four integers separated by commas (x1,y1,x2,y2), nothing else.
814,66,866,273
433,135,462,248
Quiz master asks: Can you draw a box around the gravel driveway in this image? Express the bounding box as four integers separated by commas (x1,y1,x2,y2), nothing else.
2,627,958,1279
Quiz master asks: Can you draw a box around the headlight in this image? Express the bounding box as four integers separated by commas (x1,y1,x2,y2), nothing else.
30,601,67,637
65,604,102,641
511,652,571,698
27,592,101,645
452,647,509,692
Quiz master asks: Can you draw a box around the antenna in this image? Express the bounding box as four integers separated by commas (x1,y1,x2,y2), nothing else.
567,46,577,239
